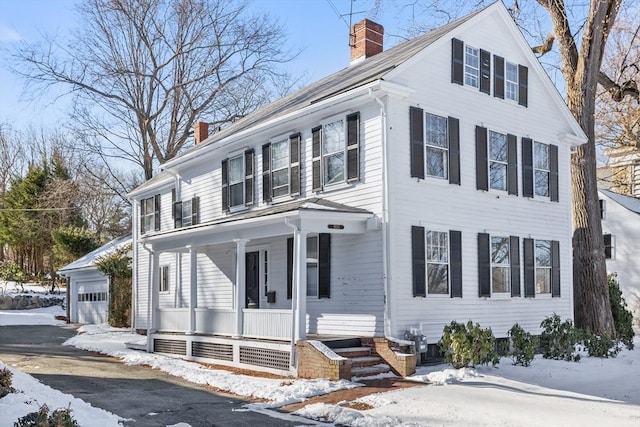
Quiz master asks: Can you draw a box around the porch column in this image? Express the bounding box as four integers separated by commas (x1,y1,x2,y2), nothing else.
187,246,197,335
294,230,307,341
233,239,249,338
149,250,160,333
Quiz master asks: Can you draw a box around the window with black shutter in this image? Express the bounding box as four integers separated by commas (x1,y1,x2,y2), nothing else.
410,107,425,179
318,233,331,298
451,38,464,85
411,226,426,297
222,149,254,211
510,236,521,297
523,238,535,297
478,233,491,297
507,134,518,195
603,234,614,259
551,240,560,297
448,117,460,185
480,49,491,94
476,126,488,191
346,113,360,182
494,55,505,99
450,230,462,298
262,143,271,203
518,65,528,107
140,195,160,234
522,138,534,198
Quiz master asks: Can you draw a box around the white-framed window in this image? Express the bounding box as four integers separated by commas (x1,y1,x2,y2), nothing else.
426,230,449,294
535,240,551,294
271,138,290,197
140,196,156,234
604,234,615,259
228,154,245,207
491,236,510,293
489,131,508,191
322,119,346,186
534,142,550,197
425,113,449,179
464,45,480,88
159,265,169,293
306,236,319,297
505,62,519,101
181,199,192,227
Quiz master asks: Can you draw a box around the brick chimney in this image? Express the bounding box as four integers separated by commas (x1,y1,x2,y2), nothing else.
350,19,384,63
194,121,209,145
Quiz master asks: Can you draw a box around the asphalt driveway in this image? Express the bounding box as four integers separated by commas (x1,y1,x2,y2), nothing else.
0,324,312,426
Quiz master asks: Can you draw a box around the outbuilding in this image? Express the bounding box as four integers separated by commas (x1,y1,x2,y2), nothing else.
58,235,131,324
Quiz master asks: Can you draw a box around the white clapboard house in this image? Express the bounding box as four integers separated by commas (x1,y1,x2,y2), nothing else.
128,2,586,378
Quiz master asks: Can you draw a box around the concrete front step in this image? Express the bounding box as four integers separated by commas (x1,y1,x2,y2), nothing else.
351,363,393,378
334,346,371,358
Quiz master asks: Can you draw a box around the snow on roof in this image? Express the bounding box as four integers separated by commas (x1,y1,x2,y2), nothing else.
58,235,132,274
599,189,640,215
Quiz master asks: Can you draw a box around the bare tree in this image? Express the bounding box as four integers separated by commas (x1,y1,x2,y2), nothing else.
9,0,293,180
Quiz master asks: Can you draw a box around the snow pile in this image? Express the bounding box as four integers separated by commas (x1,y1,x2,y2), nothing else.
294,402,418,426
409,366,480,385
0,362,121,426
0,305,65,326
64,325,359,406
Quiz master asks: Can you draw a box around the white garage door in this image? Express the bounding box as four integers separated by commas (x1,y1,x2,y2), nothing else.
77,280,108,324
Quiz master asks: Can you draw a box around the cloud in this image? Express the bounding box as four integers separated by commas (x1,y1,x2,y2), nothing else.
0,23,22,42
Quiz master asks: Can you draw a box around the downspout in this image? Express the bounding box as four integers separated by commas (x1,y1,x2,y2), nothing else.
284,216,299,369
370,88,414,348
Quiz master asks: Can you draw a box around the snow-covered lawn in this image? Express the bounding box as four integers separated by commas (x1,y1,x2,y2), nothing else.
1,284,639,426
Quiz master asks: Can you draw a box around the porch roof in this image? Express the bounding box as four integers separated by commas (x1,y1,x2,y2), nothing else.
141,198,376,252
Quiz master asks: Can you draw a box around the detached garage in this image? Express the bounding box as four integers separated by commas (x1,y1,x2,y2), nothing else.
59,235,131,324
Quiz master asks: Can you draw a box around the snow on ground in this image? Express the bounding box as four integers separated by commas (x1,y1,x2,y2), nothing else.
0,305,65,326
2,290,640,426
0,362,122,426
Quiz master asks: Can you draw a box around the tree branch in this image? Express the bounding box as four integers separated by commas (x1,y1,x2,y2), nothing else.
598,71,639,102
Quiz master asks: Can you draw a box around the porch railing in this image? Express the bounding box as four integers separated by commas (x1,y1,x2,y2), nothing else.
195,308,235,335
242,309,292,340
157,308,189,332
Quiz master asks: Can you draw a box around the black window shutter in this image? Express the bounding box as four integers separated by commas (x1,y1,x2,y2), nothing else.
507,134,518,195
522,138,533,198
171,189,176,219
494,55,504,99
450,230,462,298
410,107,425,179
262,143,271,203
318,233,331,298
599,199,606,219
221,159,229,212
286,237,293,300
346,113,360,182
549,144,559,202
290,133,301,195
476,126,488,191
312,126,322,191
448,117,460,185
451,38,464,85
191,196,199,225
604,234,612,259
173,201,183,229
523,238,535,297
551,240,560,297
411,226,426,297
245,149,254,206
518,65,528,107
480,49,491,94
510,236,521,297
140,199,146,234
154,194,161,231
478,233,491,297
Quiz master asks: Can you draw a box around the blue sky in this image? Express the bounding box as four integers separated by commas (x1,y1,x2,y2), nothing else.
0,0,406,130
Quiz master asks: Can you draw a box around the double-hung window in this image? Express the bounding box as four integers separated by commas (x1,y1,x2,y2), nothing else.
491,236,510,293
604,234,615,259
464,45,480,88
410,107,460,185
306,236,319,297
534,142,550,197
425,113,449,179
140,194,160,234
173,196,199,228
426,230,449,294
505,62,519,102
411,226,462,298
286,234,331,299
263,134,301,202
489,131,508,191
222,149,254,211
535,240,552,294
311,113,360,191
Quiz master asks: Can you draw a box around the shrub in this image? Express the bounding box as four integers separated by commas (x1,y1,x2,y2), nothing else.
539,314,581,362
15,404,78,427
582,332,621,358
507,324,538,367
0,367,15,398
438,320,500,368
608,273,635,350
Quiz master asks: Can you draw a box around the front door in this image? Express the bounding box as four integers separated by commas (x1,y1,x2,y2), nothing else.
245,251,260,308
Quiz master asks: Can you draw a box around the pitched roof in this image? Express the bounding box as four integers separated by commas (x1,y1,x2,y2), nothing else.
600,189,640,215
58,235,132,273
188,6,485,152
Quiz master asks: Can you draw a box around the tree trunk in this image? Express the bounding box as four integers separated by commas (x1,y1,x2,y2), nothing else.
568,75,616,336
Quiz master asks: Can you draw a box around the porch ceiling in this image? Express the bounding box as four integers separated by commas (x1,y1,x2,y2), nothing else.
141,198,376,252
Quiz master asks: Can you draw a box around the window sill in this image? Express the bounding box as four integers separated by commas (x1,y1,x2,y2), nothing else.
317,181,356,194
228,205,250,214
270,195,296,205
